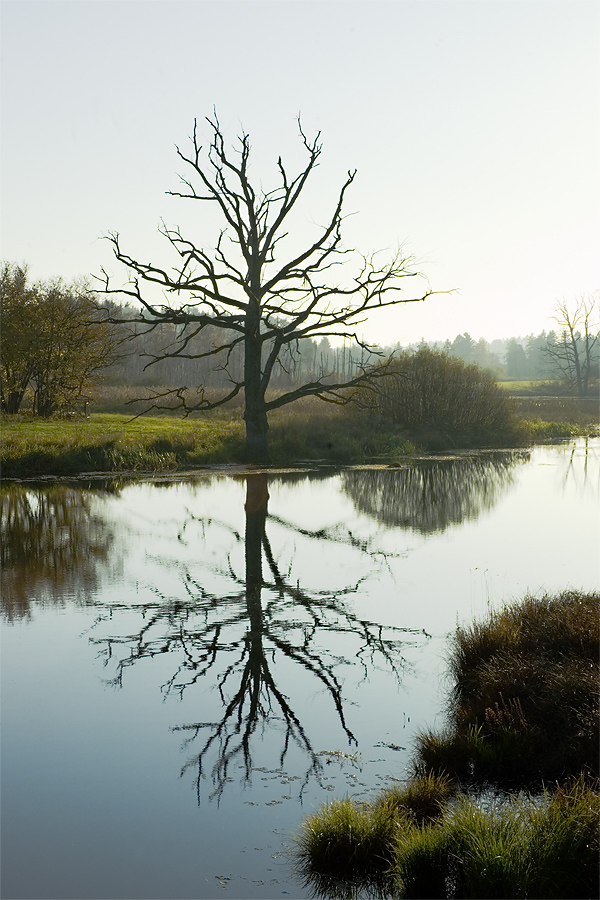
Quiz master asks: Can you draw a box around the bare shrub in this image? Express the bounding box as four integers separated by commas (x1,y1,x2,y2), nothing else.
355,348,519,447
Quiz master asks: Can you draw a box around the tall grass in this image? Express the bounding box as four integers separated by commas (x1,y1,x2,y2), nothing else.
414,591,599,787
295,592,600,897
512,395,599,439
295,776,600,899
294,797,397,882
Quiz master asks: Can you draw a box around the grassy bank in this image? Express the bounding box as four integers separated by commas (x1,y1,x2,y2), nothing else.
1,392,598,478
512,395,600,439
0,404,396,478
294,591,600,899
0,413,246,478
296,774,599,900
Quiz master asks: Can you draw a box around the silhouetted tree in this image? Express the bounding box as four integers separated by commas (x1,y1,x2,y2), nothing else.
99,114,438,461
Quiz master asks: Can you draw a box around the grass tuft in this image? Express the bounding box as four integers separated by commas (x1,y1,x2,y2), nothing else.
374,773,454,826
294,797,397,880
295,777,600,899
295,591,600,897
414,591,600,787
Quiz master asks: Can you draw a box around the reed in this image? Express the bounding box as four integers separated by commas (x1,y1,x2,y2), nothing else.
295,591,599,897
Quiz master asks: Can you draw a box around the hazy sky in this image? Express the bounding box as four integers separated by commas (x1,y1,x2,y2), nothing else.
1,0,598,346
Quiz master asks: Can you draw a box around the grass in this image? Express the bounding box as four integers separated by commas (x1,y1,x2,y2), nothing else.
295,773,600,899
0,413,246,477
294,592,600,898
497,379,547,392
374,772,454,826
512,395,600,439
414,590,599,787
295,798,398,881
1,389,598,478
0,398,443,478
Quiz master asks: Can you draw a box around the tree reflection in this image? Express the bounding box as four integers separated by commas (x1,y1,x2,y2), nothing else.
0,484,115,620
342,451,530,533
90,473,428,802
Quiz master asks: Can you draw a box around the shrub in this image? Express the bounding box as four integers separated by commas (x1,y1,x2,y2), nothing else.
354,348,520,448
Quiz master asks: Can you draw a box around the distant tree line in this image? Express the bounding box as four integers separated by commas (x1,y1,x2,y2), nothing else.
2,259,598,416
101,305,380,392
100,315,598,394
394,298,599,395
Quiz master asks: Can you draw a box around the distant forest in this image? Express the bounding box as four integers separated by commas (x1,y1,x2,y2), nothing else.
101,302,578,389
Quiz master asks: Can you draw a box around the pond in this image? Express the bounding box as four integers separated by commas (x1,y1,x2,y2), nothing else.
2,439,599,899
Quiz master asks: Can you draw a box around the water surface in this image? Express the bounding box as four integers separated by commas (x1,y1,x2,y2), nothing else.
2,439,599,899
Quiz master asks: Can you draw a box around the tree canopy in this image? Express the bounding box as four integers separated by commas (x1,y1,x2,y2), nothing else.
1,262,117,416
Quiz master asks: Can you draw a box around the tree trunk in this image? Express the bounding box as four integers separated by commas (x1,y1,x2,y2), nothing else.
3,390,25,414
244,474,269,587
244,309,270,463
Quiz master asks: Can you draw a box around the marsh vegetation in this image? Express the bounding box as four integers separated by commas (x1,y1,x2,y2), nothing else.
294,591,600,899
1,381,598,479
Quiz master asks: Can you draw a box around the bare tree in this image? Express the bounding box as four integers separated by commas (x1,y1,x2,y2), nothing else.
99,114,438,461
545,295,599,397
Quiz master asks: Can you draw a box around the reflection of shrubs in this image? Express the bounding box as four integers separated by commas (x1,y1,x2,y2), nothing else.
356,348,522,448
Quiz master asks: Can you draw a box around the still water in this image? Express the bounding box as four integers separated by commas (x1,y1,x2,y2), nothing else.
2,439,599,899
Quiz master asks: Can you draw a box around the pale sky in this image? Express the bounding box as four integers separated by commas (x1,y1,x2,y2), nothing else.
1,0,599,346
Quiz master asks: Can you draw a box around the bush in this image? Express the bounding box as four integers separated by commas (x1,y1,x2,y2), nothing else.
355,348,521,448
